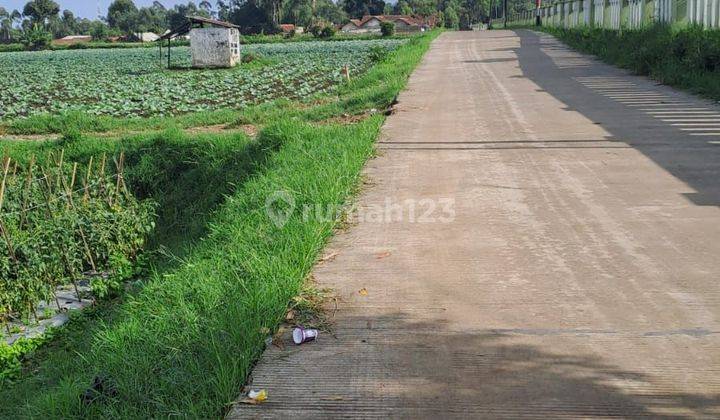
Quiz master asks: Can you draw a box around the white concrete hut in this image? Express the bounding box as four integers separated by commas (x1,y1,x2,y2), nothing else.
160,16,241,69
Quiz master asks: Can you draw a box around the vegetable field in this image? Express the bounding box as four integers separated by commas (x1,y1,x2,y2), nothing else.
0,39,405,120
0,31,437,418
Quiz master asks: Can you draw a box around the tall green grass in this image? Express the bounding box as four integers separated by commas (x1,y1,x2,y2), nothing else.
0,30,439,417
1,119,381,418
542,25,720,100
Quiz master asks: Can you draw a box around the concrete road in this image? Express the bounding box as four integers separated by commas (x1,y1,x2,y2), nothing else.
229,30,720,418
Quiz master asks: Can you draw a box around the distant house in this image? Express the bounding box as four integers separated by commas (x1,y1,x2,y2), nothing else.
134,32,160,42
341,19,363,32
161,16,241,68
52,35,92,46
279,24,304,34
340,15,429,34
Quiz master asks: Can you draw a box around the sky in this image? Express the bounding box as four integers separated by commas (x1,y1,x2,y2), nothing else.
0,1,190,19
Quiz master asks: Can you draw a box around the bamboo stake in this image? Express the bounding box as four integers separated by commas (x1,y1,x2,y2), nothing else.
38,167,54,218
0,220,17,263
39,166,81,300
59,163,96,271
119,151,129,197
20,156,35,229
70,162,77,191
83,155,93,203
0,156,10,212
0,157,16,263
37,167,82,300
56,149,64,191
98,154,108,204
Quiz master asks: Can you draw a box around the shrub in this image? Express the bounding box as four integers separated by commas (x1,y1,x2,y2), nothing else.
309,20,336,38
381,21,395,37
21,24,52,51
368,44,389,62
0,153,156,329
321,25,336,38
545,24,720,101
0,43,25,53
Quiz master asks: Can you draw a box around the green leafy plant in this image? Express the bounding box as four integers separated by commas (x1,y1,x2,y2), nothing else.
20,24,52,51
0,153,156,331
381,21,395,37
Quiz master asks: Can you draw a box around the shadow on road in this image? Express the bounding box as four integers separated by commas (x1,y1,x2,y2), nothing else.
511,29,720,207
234,312,720,417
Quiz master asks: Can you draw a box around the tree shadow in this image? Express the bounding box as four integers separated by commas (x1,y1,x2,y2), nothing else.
511,29,720,207
232,312,720,418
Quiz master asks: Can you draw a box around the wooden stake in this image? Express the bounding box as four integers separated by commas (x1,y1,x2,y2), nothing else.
20,156,35,229
83,155,93,203
70,162,77,192
59,164,96,271
99,154,108,204
0,156,10,212
38,168,82,300
55,149,65,192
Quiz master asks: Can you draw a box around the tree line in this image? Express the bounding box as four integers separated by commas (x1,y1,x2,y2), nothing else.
0,0,533,45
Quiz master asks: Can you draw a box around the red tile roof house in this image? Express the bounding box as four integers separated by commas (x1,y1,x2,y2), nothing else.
340,15,429,33
279,24,304,34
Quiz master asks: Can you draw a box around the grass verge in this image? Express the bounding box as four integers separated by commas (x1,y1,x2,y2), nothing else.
536,25,720,101
0,30,438,417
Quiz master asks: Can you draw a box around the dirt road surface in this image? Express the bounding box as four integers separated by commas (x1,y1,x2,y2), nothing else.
228,30,720,418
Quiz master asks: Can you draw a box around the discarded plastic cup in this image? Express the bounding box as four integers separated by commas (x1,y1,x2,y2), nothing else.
293,326,318,344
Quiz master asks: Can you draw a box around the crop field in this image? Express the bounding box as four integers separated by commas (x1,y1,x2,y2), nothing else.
0,39,405,120
0,32,437,418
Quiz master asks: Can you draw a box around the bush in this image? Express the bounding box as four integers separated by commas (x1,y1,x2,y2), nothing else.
0,153,156,328
21,25,52,51
321,25,336,38
309,20,336,38
241,51,259,63
381,21,395,37
545,25,720,100
0,43,25,53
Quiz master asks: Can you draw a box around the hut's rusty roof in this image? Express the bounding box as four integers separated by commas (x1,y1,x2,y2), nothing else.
160,16,239,40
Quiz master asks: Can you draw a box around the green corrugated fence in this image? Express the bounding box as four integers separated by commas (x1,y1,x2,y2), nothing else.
506,0,720,29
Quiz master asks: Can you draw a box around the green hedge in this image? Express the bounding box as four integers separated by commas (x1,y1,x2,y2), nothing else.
544,25,720,100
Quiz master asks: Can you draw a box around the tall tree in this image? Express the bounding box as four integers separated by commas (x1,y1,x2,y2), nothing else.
22,0,60,26
342,0,385,18
315,0,346,23
136,6,167,32
108,0,139,34
167,2,210,30
11,9,22,27
216,0,231,20
227,0,284,31
0,8,12,42
199,1,215,17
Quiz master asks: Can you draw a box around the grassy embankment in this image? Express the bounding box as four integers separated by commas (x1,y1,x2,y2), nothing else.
0,31,438,418
536,25,720,101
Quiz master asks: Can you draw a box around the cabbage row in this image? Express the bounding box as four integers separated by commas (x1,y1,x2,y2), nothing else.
0,39,404,120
